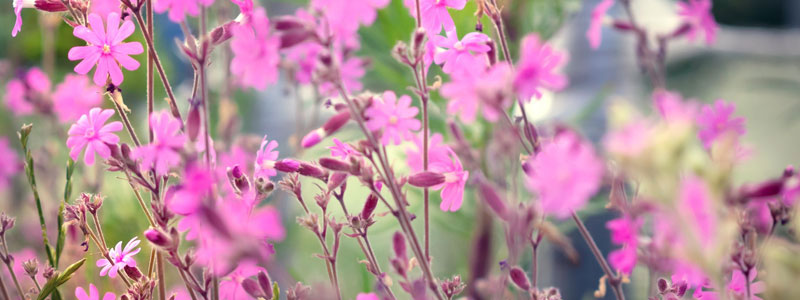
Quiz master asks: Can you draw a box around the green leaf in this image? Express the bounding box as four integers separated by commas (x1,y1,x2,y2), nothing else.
56,159,75,267
18,124,56,267
271,282,279,300
37,258,86,300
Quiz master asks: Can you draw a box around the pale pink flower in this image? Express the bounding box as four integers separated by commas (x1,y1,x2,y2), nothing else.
405,132,449,173
432,31,491,74
254,136,279,180
603,120,652,156
653,90,698,123
677,0,717,45
404,0,467,34
53,74,103,123
365,91,421,145
97,236,141,278
154,0,213,22
0,138,21,191
66,108,123,166
727,269,765,300
696,99,745,149
329,138,360,160
68,13,143,86
587,0,614,49
311,0,389,48
357,293,380,300
430,148,468,212
606,215,640,274
525,131,604,219
678,176,716,246
283,38,323,84
231,8,280,90
440,62,513,124
132,111,186,176
4,67,51,116
75,284,116,300
513,34,568,102
90,0,124,18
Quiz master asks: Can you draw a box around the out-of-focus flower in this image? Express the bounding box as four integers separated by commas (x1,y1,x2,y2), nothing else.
328,138,359,160
133,111,186,176
606,215,640,274
4,67,51,116
678,176,717,248
405,132,449,173
698,269,765,300
440,62,513,124
231,8,280,90
525,131,604,219
513,34,568,102
66,108,123,166
254,136,279,180
68,13,143,86
311,0,389,48
430,148,468,212
365,91,421,145
670,261,709,298
219,263,263,300
0,138,20,191
696,99,745,150
403,0,467,34
587,0,614,49
75,284,116,300
604,120,652,156
653,90,698,123
677,0,717,45
53,74,103,123
90,0,122,18
97,236,141,278
283,36,323,84
432,31,490,74
168,166,214,216
12,0,35,36
154,0,213,22
317,53,366,97
356,293,380,300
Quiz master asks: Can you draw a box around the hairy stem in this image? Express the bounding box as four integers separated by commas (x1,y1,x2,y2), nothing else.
108,90,142,147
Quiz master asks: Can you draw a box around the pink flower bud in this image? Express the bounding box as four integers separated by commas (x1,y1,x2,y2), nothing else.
34,0,67,12
319,157,352,172
327,172,348,191
408,171,446,188
242,278,265,298
509,267,531,291
300,129,323,148
186,100,201,142
275,159,301,172
144,228,172,249
322,110,351,135
298,162,326,179
477,178,508,220
392,231,406,259
361,193,378,220
258,271,273,299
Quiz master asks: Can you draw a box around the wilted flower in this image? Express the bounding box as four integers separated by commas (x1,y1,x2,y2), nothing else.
75,284,116,300
68,13,144,86
365,91,421,146
97,236,141,278
513,34,568,102
66,108,123,166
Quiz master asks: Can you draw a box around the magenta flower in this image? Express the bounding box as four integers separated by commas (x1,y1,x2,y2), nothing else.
311,0,389,48
66,108,123,166
167,166,213,217
432,31,491,74
0,138,21,191
97,236,141,278
678,176,716,247
430,148,468,212
12,0,34,36
525,131,604,219
696,99,745,149
3,67,50,116
231,8,281,90
328,138,360,160
219,263,263,299
365,91,421,146
254,136,279,180
440,62,513,124
53,74,103,123
405,132,449,173
75,284,115,300
677,0,717,45
90,0,122,18
727,269,765,300
404,0,467,34
154,0,213,22
357,293,380,300
283,35,323,84
132,111,186,176
587,0,614,49
513,34,568,102
606,215,640,274
68,12,143,86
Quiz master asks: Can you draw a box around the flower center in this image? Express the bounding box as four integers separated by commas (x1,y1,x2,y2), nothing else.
454,41,464,51
102,44,111,54
389,116,398,125
84,128,96,139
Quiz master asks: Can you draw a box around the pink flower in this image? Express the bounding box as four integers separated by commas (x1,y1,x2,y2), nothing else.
357,293,380,300
670,261,709,297
329,138,360,160
678,176,716,246
677,0,717,45
432,31,491,74
365,91,421,145
3,67,51,116
696,99,745,149
90,0,122,18
0,138,21,191
66,108,123,166
75,284,116,300
608,247,637,275
132,111,186,176
231,8,280,90
404,0,467,34
525,131,604,219
653,90,698,123
283,36,323,84
587,0,614,49
606,215,640,274
317,53,366,97
727,269,765,300
405,132,450,173
311,0,389,48
219,263,263,299
603,120,652,156
168,166,214,216
430,148,468,212
53,74,103,123
12,0,34,36
154,0,213,22
68,12,143,86
440,62,513,124
254,136,279,180
513,34,568,102
97,236,141,278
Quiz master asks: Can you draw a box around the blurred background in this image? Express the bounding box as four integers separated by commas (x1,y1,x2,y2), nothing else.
1,0,799,299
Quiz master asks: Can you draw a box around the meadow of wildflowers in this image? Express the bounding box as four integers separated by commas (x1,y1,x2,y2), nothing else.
1,0,799,299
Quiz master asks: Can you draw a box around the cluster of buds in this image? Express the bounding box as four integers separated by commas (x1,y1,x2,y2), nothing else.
64,193,93,233
0,212,15,237
440,275,466,299
392,28,429,69
242,271,275,299
286,282,312,300
650,277,688,300
120,277,156,300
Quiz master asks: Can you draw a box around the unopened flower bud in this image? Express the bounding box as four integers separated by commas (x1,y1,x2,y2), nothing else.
300,129,324,148
319,157,352,172
23,259,38,277
612,21,635,31
242,278,265,298
275,159,301,172
274,16,307,31
327,172,348,191
301,111,352,148
124,265,143,281
657,278,668,293
361,193,379,220
0,213,15,236
186,99,202,142
42,266,55,280
255,177,275,197
34,0,67,12
392,231,407,259
227,165,251,194
477,178,508,220
739,179,784,201
257,271,273,299
392,42,411,66
298,162,326,180
408,171,446,188
280,30,314,49
509,267,531,291
144,228,173,250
